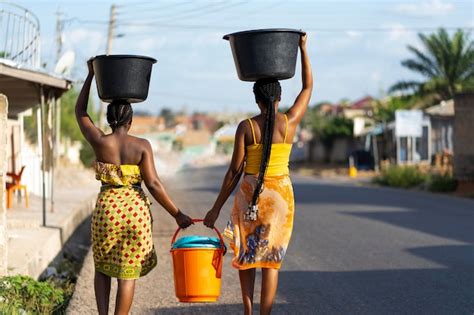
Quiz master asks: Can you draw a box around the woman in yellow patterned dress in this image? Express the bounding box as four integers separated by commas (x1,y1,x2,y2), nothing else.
204,34,312,315
76,60,193,315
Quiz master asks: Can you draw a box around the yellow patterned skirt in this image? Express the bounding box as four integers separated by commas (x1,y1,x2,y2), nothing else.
91,185,157,279
224,174,295,270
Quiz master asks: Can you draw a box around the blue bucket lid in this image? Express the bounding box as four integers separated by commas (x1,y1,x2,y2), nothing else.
172,235,222,249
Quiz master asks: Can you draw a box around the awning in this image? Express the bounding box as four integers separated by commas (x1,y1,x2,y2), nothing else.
0,61,71,117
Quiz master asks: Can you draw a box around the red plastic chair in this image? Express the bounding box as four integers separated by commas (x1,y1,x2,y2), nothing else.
6,166,28,209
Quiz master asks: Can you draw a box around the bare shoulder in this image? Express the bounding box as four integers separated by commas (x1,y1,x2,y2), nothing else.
237,119,250,135
122,135,151,154
237,119,248,129
134,136,152,150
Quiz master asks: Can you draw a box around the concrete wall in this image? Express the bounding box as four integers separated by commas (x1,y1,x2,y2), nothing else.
0,94,8,276
453,93,474,181
310,138,352,163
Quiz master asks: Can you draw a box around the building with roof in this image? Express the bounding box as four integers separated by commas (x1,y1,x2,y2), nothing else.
425,99,454,155
0,3,72,276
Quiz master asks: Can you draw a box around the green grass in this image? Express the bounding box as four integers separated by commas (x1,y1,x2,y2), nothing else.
427,173,457,192
374,165,427,189
0,275,73,315
374,166,458,193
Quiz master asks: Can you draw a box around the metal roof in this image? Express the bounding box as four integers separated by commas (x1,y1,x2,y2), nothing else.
0,60,72,117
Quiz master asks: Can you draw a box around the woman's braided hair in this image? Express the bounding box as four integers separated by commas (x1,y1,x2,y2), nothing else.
106,100,133,130
248,79,282,217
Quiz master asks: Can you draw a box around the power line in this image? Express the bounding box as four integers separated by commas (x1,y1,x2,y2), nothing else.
117,1,190,10
117,1,248,25
122,1,227,21
116,22,474,33
115,1,154,7
158,1,248,23
114,1,195,20
74,19,109,25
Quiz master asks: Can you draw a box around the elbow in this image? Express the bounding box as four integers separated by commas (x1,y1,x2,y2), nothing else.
228,167,243,180
75,106,86,118
303,80,314,92
146,179,163,195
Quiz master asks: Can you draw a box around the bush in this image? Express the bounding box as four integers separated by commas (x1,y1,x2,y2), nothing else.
0,275,71,314
79,139,96,167
428,173,457,192
22,88,98,168
375,165,427,188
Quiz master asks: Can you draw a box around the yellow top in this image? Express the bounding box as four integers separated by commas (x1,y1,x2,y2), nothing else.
95,161,142,186
244,114,292,176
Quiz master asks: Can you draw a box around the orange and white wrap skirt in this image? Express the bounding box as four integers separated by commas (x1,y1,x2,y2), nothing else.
224,174,295,270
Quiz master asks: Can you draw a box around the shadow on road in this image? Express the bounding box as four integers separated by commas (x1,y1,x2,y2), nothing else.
291,180,474,243
278,269,474,314
147,302,310,315
163,166,474,314
188,169,474,244
144,266,474,314
147,303,244,314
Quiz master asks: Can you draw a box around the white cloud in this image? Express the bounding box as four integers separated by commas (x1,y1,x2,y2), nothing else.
64,27,105,56
388,23,409,41
371,71,381,83
190,31,223,47
346,30,363,38
394,0,454,17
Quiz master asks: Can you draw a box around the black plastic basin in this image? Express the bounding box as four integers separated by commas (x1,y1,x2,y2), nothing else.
223,28,304,82
92,54,157,103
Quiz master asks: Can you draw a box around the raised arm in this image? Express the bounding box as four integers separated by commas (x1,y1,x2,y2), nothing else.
203,121,246,228
286,34,313,125
75,60,104,144
139,139,193,228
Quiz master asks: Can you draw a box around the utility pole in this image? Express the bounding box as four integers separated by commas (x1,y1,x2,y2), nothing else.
55,9,64,62
52,9,65,214
98,4,117,129
106,4,116,56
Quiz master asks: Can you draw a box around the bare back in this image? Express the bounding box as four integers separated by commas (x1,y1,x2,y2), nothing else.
92,133,147,166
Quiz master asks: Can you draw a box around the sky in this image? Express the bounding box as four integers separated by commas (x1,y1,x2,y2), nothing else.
11,0,474,114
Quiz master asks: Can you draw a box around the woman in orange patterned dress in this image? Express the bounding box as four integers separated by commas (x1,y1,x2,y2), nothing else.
204,34,312,315
76,60,193,315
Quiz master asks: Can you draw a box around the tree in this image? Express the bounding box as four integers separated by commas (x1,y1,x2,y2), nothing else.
59,89,98,166
390,28,474,103
372,96,416,123
304,107,353,162
60,89,83,142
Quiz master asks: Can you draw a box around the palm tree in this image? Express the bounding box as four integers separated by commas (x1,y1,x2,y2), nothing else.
390,28,474,102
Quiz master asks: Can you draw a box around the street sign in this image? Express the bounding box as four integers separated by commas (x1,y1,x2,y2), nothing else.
395,110,423,137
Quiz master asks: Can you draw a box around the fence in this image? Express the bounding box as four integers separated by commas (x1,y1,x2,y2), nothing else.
0,2,40,68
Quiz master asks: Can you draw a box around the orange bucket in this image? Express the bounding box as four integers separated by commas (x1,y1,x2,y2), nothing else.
170,219,225,303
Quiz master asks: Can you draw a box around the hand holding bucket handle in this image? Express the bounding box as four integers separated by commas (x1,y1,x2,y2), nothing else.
171,219,226,278
170,219,226,255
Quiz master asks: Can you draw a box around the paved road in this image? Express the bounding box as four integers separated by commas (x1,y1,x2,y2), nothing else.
68,165,474,314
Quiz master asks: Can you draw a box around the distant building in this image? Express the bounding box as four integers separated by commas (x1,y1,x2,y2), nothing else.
309,96,375,164
453,93,474,190
129,116,165,135
190,113,219,132
425,100,454,155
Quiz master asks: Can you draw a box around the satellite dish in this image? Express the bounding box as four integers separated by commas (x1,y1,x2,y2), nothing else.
54,50,75,76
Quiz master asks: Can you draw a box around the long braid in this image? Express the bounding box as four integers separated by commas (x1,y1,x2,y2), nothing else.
246,79,281,221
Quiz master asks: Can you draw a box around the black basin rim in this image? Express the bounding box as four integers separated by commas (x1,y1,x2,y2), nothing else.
223,28,305,40
92,54,157,64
